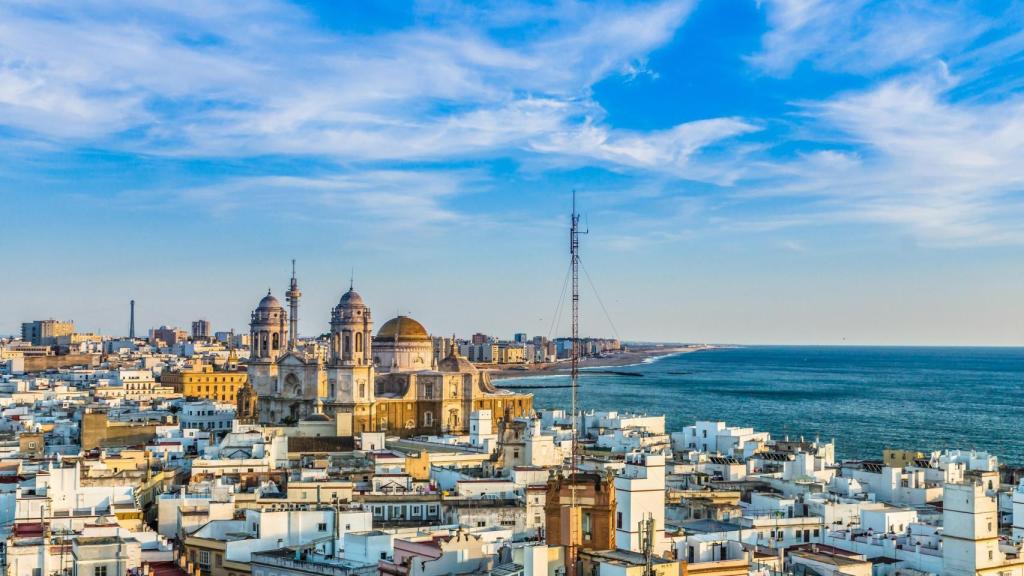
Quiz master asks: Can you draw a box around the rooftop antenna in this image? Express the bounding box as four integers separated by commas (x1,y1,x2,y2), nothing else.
350,267,354,291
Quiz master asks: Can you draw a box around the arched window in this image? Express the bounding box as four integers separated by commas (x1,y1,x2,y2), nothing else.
344,332,352,356
272,332,280,350
355,332,363,353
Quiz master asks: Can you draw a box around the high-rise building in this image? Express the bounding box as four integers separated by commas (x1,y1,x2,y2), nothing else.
514,332,528,343
191,319,211,341
150,325,188,346
471,332,490,344
20,320,75,346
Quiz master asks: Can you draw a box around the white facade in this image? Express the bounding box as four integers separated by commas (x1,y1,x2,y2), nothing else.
860,506,917,535
672,421,769,457
614,451,668,553
469,410,497,451
16,462,134,522
192,509,338,562
1014,479,1024,543
179,400,236,433
942,476,1024,576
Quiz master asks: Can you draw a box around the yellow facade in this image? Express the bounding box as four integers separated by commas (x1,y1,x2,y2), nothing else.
498,346,526,364
164,362,249,404
883,448,925,468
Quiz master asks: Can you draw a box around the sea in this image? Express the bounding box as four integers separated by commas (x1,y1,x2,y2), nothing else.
497,346,1024,465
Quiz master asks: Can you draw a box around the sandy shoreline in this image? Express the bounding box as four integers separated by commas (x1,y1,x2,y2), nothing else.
488,344,715,380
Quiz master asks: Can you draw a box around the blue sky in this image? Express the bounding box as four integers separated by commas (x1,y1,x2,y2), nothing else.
4,0,1024,345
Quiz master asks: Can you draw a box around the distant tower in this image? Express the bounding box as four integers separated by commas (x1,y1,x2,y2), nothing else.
250,290,288,361
327,281,375,431
129,299,135,339
285,259,301,350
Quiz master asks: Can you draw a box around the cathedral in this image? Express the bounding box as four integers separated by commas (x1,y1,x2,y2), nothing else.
237,267,533,437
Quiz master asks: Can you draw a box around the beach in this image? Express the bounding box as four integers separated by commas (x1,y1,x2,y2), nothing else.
488,344,712,380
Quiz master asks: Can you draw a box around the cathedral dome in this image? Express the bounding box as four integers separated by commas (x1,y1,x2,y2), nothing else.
376,315,430,342
257,291,283,310
339,289,364,307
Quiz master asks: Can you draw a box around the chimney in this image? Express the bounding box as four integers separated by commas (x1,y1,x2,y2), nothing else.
130,299,136,339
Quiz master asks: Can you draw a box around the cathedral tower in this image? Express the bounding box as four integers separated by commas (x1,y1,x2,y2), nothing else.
250,290,288,362
327,283,375,433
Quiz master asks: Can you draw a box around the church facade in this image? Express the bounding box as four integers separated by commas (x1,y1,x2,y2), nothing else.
237,269,533,437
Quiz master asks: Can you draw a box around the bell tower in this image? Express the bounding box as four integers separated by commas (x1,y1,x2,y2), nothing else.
247,289,288,407
327,282,375,433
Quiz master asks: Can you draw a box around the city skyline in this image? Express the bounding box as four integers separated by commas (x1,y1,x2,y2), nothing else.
5,1,1024,345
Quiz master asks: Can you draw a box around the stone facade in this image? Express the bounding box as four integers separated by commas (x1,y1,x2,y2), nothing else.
545,471,616,559
243,271,532,435
80,409,160,450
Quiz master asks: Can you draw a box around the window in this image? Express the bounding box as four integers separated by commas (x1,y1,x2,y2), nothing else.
198,550,211,566
95,567,108,576
215,554,223,567
318,522,328,531
617,512,622,529
583,512,592,539
425,383,433,398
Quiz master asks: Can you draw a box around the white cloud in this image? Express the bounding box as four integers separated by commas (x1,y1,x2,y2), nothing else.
0,0,722,173
730,69,1024,246
748,0,986,76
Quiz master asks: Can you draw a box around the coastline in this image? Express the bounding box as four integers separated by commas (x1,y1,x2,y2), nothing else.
488,344,716,380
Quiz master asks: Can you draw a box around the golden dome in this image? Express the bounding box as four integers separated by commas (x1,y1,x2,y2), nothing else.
375,315,430,342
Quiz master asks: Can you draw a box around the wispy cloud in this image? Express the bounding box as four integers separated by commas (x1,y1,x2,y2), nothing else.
748,0,987,76
0,0,709,167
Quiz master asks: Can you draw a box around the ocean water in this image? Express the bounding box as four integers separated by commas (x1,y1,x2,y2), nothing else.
498,346,1024,465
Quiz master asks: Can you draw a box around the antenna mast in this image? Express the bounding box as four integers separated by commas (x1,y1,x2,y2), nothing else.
567,190,587,576
570,189,585,474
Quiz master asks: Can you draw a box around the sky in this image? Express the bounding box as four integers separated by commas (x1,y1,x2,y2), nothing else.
3,0,1024,346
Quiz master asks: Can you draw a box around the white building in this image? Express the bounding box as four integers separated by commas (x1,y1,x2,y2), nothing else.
188,509,339,563
672,421,770,457
942,474,1024,576
614,451,668,554
1013,479,1024,543
179,400,236,435
469,410,497,452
